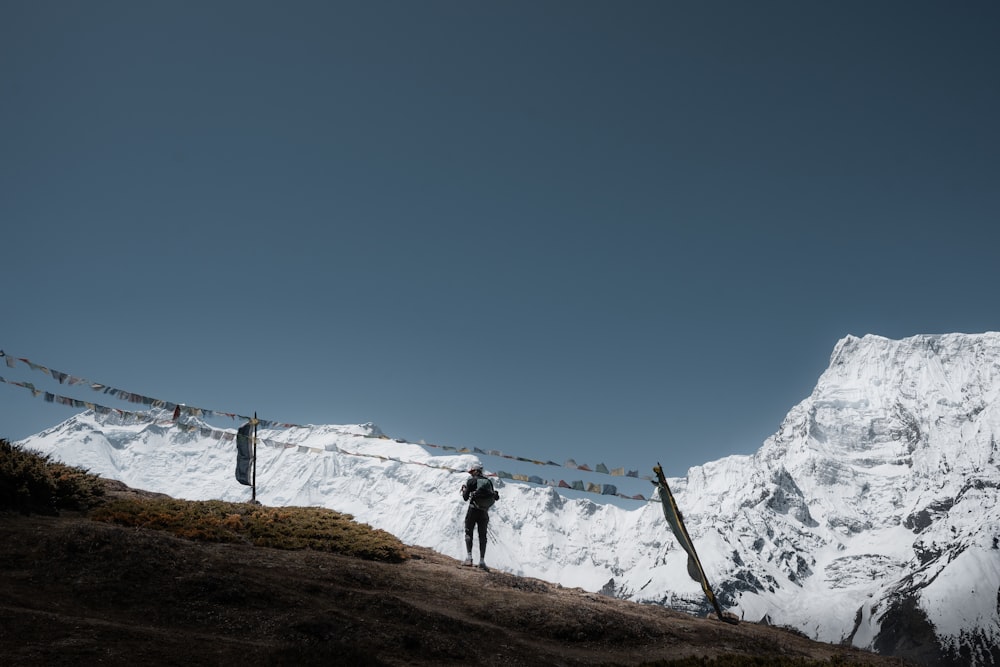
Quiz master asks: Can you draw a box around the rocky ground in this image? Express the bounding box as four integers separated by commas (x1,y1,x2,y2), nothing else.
0,487,913,666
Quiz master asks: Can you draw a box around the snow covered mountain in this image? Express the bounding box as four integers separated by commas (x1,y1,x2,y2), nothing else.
16,333,1000,666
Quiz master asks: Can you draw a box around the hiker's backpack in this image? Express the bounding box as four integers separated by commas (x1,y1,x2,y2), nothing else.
470,477,499,510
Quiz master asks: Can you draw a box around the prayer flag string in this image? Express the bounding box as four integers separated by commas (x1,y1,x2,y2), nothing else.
0,349,653,496
0,371,649,502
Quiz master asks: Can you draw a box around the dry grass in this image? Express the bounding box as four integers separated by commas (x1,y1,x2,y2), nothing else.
1,438,406,562
89,497,408,562
0,439,105,514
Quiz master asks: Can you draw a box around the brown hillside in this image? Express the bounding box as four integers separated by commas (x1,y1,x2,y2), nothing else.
0,484,911,667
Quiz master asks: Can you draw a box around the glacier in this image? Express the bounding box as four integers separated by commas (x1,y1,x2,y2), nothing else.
15,332,1000,666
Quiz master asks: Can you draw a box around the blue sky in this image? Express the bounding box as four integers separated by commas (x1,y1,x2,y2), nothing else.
2,1,999,498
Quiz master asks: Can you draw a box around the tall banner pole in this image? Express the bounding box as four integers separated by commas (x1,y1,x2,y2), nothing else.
252,411,258,503
653,463,736,623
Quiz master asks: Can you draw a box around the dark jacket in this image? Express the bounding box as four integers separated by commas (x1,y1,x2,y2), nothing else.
462,473,498,510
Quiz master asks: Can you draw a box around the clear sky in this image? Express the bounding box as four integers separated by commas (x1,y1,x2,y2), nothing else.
2,1,999,497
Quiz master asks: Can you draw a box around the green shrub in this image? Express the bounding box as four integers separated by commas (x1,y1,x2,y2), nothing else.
0,439,105,514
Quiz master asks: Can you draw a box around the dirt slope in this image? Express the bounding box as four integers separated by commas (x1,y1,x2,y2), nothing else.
0,510,911,667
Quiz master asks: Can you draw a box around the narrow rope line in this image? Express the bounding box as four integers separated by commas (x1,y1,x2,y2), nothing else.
1,348,653,492
0,373,652,502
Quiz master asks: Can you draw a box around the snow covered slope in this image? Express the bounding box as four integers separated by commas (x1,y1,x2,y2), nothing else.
680,333,1000,666
17,333,1000,666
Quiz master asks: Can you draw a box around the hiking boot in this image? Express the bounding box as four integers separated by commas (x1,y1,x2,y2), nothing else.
478,562,489,571
463,556,473,566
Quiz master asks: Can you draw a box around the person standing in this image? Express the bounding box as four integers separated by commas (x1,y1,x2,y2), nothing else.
460,463,499,570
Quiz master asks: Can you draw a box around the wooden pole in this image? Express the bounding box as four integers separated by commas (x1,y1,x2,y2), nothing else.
653,463,735,623
252,411,258,503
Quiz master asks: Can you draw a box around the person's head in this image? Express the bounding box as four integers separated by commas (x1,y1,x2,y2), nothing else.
468,463,483,476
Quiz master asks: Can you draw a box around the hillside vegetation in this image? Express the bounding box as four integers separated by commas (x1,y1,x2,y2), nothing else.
0,439,912,666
